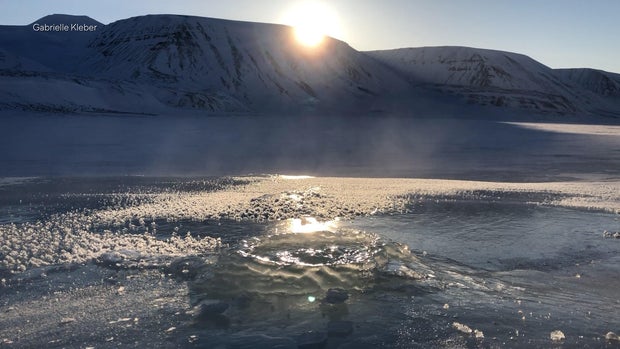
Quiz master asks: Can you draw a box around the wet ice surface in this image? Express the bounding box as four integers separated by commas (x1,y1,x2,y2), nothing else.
349,201,620,272
0,178,619,348
344,201,620,347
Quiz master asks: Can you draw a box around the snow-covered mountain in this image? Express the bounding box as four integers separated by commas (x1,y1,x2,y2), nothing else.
0,14,418,114
81,15,426,112
552,68,620,118
0,14,100,72
367,46,582,114
555,68,620,97
0,14,619,118
367,46,620,117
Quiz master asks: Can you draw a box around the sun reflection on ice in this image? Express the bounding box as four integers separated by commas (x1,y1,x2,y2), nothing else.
290,216,338,234
279,175,316,180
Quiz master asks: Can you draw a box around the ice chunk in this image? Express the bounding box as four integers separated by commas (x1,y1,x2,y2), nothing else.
550,330,565,341
452,322,473,335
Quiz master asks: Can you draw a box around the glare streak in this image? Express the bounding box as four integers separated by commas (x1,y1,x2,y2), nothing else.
290,216,337,233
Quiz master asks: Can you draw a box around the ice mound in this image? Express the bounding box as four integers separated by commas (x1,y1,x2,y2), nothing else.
187,217,437,310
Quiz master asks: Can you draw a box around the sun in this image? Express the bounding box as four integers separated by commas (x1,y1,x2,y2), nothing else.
281,1,343,47
294,20,325,47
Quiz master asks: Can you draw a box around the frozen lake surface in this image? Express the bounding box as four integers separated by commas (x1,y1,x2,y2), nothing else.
2,113,620,181
0,177,618,348
1,113,619,347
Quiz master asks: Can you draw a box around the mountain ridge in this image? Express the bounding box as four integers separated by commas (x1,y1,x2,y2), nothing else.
0,14,618,119
367,47,577,114
30,14,103,26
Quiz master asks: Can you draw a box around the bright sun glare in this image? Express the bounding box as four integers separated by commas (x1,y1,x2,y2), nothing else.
281,1,343,47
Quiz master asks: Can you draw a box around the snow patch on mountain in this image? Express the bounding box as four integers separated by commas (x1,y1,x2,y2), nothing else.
0,49,51,71
0,72,168,114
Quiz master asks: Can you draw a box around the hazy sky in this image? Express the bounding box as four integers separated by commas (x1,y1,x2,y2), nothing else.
1,0,618,73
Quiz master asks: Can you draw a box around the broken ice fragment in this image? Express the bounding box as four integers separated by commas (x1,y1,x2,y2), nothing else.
452,322,473,335
550,330,565,341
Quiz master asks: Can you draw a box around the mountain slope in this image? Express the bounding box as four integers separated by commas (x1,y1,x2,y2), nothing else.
553,68,620,118
80,15,421,112
366,46,587,114
555,68,620,97
0,14,101,72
